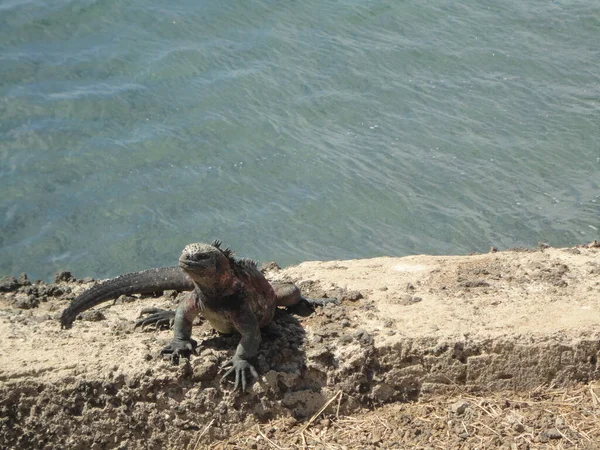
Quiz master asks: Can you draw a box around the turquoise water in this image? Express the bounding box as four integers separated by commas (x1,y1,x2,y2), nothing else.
1,0,599,281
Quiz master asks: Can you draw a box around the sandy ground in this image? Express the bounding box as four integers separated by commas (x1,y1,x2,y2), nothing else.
0,242,599,449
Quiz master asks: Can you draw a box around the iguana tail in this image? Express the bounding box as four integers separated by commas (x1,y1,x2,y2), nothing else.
60,266,194,329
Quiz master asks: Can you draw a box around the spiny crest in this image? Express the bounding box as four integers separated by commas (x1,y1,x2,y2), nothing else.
237,257,258,270
211,239,234,259
211,240,258,271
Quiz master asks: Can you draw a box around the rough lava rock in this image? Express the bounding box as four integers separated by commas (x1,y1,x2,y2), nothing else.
0,244,599,448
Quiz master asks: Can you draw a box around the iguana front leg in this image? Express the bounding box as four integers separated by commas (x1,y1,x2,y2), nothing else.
160,292,199,363
220,304,261,391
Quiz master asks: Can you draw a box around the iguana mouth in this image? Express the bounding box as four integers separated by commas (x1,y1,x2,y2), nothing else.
178,254,211,269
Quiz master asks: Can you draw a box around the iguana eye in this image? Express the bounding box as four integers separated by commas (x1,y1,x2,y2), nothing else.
189,253,210,261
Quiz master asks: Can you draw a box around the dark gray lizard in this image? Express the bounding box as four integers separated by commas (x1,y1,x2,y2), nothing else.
60,240,336,390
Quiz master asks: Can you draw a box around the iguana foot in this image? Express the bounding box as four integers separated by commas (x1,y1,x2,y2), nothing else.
303,297,339,307
221,356,259,392
135,308,176,330
161,338,198,364
287,297,339,316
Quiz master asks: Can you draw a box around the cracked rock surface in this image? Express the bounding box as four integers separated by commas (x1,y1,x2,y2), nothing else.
0,244,599,449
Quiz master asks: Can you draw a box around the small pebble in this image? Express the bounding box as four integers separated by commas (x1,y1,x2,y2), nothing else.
545,428,562,440
449,400,469,415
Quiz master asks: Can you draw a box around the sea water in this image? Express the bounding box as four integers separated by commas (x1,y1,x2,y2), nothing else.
1,0,598,280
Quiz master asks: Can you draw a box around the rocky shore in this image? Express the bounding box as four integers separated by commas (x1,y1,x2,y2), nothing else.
1,243,599,449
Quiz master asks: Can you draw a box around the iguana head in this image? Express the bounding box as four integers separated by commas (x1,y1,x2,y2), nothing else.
178,240,234,288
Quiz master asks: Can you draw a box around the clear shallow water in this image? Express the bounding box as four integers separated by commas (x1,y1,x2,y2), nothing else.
1,0,599,281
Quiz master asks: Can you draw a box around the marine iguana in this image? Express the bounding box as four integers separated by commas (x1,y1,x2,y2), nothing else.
60,240,335,390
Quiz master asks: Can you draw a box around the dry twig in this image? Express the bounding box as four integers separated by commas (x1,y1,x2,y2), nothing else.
193,418,215,450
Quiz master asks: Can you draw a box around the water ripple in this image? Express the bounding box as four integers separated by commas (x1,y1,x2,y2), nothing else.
0,0,598,280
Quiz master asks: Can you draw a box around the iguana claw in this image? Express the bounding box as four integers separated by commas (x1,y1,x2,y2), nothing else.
161,338,198,364
135,308,176,330
221,357,259,392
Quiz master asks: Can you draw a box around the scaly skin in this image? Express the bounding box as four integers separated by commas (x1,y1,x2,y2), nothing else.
60,266,193,328
162,241,299,391
60,240,337,391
